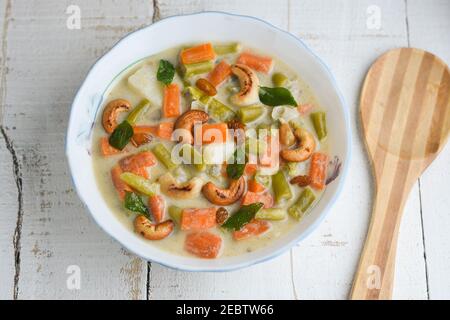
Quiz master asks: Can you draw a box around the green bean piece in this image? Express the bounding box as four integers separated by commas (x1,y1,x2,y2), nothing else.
237,105,264,123
255,208,286,221
152,143,177,170
256,122,279,133
184,86,205,101
245,137,267,156
200,95,212,105
126,99,151,125
120,172,158,196
271,171,293,203
183,61,214,78
272,72,288,87
288,187,316,220
179,144,205,171
214,43,241,55
310,111,327,140
256,123,272,131
192,148,206,171
284,162,298,177
168,205,183,224
208,98,236,122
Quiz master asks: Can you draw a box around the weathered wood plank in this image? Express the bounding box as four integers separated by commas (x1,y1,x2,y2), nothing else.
407,0,450,299
0,0,18,300
2,0,152,299
156,0,289,29
288,0,427,299
150,252,295,300
149,0,296,300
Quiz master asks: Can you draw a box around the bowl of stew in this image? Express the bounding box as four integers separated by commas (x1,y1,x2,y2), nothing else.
66,12,351,271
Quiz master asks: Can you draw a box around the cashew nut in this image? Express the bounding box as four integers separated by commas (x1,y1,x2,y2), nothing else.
279,122,296,147
230,64,260,107
102,99,131,133
280,128,316,162
134,215,174,240
174,110,209,144
158,172,203,199
202,176,245,205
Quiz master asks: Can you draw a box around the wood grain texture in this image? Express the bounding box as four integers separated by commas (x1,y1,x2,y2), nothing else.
352,48,449,299
407,0,450,299
0,0,152,299
0,0,19,300
288,0,427,299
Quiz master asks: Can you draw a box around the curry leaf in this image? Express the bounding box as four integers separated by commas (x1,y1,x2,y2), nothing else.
109,121,133,150
222,202,264,231
157,59,175,85
226,149,246,179
124,192,149,217
259,86,297,107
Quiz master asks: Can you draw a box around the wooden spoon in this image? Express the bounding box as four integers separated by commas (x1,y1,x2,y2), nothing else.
351,48,450,299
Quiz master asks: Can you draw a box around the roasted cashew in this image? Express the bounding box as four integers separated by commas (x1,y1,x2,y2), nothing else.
134,215,174,240
230,64,260,107
158,172,203,199
202,176,245,205
174,110,209,144
102,99,131,133
279,122,296,147
280,128,316,162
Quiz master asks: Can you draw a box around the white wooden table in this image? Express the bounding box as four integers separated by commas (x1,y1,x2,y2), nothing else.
0,0,448,300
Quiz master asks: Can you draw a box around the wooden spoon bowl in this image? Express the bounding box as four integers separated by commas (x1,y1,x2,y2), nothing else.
351,48,450,299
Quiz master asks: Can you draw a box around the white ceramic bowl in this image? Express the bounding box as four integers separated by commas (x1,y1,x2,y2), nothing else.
66,12,351,271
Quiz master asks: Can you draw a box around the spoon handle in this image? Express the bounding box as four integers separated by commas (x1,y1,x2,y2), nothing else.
350,177,415,299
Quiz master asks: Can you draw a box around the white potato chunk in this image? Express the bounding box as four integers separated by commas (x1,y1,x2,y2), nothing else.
202,142,235,164
128,64,163,107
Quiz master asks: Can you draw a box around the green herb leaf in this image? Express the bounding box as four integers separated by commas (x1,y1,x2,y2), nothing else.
222,202,264,231
259,86,297,107
124,192,149,216
109,120,133,150
157,59,175,85
226,149,246,179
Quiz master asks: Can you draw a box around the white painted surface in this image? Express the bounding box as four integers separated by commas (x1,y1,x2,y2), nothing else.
0,0,448,299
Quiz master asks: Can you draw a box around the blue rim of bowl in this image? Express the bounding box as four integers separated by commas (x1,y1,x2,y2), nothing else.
66,11,352,272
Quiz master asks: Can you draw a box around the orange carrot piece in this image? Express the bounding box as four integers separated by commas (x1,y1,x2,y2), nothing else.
180,43,215,65
157,122,174,140
309,152,329,190
185,231,222,259
119,151,156,179
244,163,258,176
181,208,217,231
200,123,228,144
233,219,271,240
248,179,266,193
237,52,274,74
133,123,174,140
221,162,228,177
111,165,132,200
131,133,152,147
208,60,232,87
149,195,165,224
100,137,122,156
133,125,158,136
259,135,279,167
297,103,314,115
241,191,274,209
163,84,181,118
